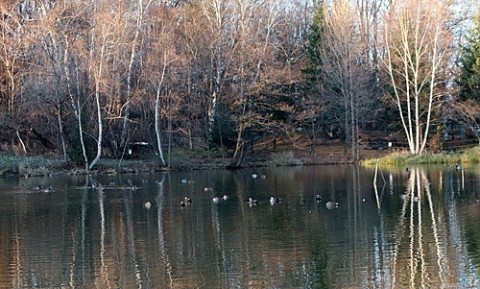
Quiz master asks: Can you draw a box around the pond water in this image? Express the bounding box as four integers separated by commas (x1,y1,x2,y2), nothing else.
1,165,480,289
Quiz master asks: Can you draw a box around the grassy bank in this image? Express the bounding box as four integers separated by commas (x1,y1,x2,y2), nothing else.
0,153,175,176
362,146,480,167
0,155,65,176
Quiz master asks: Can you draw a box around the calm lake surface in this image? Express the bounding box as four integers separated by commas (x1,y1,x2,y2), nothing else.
1,165,480,289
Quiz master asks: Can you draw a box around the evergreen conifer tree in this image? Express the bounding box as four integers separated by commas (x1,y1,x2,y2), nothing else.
459,9,480,101
303,1,325,87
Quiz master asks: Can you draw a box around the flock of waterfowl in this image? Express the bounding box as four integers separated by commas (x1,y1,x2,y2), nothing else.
171,165,465,210
170,173,341,211
24,173,342,211
23,165,466,212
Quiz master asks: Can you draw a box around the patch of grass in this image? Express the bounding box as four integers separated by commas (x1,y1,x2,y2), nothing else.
363,147,480,168
268,150,303,166
0,154,19,168
0,154,64,176
460,146,480,163
168,148,225,160
0,155,62,168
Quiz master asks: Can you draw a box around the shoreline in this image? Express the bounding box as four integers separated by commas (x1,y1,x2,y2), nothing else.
0,145,388,178
6,144,479,178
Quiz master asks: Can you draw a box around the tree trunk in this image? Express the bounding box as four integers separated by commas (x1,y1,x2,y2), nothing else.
89,37,105,170
56,97,67,162
207,49,224,146
76,99,88,170
74,69,89,170
232,124,245,167
167,91,173,168
154,83,166,167
64,47,89,169
89,82,103,170
310,118,316,155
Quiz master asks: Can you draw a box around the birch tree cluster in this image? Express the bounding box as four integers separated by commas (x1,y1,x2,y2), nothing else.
0,0,476,167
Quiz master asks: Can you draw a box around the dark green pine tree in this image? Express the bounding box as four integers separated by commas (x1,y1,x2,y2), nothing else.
458,9,480,101
300,1,331,153
303,1,326,88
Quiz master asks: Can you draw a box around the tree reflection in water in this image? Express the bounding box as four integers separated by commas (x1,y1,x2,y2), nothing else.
2,166,480,288
391,167,444,289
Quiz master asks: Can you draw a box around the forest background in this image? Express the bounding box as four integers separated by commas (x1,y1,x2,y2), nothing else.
1,0,480,171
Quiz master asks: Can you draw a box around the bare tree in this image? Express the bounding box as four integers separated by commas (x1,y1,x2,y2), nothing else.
87,1,120,169
197,0,231,147
180,5,206,152
53,0,94,169
229,0,262,165
66,53,90,169
446,99,480,144
35,2,71,161
318,0,374,161
383,0,454,155
146,5,179,167
119,0,154,151
0,1,28,114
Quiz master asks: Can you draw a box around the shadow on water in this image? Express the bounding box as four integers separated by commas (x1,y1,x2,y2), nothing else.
0,165,480,288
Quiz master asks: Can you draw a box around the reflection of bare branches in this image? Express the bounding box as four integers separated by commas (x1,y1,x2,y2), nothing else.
124,191,142,289
415,169,424,289
97,188,111,289
156,174,173,288
392,168,445,289
374,161,380,209
69,231,77,288
461,169,465,191
408,169,416,289
373,161,387,209
210,189,229,287
13,224,22,289
421,170,445,288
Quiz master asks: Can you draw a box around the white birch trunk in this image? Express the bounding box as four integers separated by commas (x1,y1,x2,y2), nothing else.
89,78,103,170
88,35,106,170
384,0,450,155
154,58,168,167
